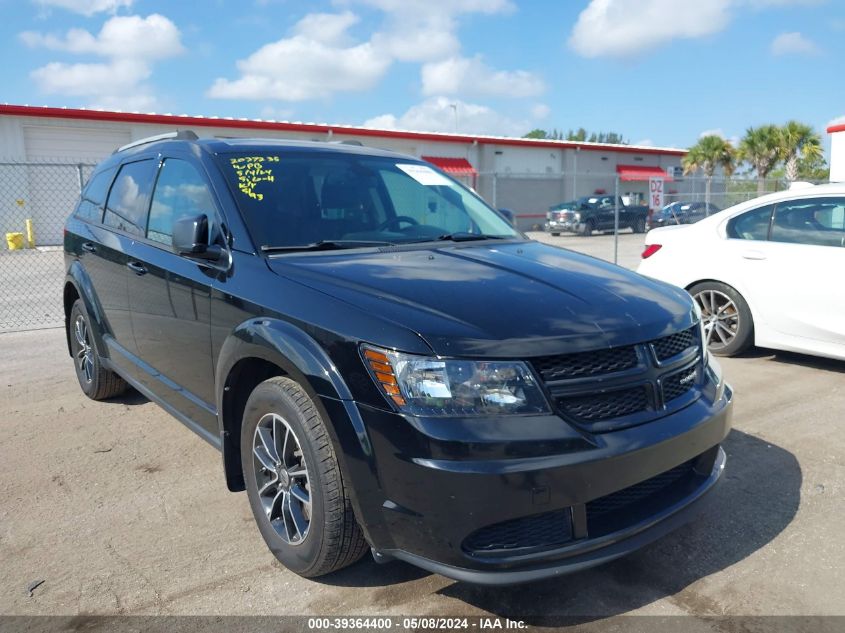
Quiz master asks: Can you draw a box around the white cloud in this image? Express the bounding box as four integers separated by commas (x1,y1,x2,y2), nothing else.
569,0,732,58
21,14,184,60
208,12,391,101
34,0,133,16
23,14,183,110
700,128,726,138
364,96,528,136
568,0,823,58
360,0,514,62
770,31,821,56
827,115,845,128
634,138,655,147
421,55,545,98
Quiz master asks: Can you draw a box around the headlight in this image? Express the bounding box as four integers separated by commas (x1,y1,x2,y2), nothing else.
362,346,550,417
573,212,581,221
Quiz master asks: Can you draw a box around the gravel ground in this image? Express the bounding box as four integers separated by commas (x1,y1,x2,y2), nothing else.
1,230,843,624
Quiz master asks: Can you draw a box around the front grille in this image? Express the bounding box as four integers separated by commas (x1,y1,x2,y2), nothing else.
652,327,697,361
531,326,703,431
463,509,573,554
533,346,638,381
662,366,698,403
557,386,649,422
586,459,697,534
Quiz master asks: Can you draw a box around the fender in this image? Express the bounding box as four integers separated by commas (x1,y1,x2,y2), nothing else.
64,262,110,360
215,317,377,496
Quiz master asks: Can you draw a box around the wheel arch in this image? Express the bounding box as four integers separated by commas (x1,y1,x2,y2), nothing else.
215,318,369,494
63,263,108,358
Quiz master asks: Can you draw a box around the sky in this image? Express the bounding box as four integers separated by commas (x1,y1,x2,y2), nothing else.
1,0,844,151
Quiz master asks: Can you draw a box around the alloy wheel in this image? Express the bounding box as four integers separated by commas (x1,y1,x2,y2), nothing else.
74,315,95,383
252,413,312,545
694,289,740,351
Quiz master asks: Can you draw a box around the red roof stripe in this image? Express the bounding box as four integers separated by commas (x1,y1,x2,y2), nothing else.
827,123,845,134
0,104,687,157
616,164,674,182
421,156,477,175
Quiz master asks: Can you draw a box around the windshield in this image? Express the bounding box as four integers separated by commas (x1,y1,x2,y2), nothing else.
218,151,519,250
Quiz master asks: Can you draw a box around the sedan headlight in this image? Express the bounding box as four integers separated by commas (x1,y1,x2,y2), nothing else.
362,346,550,417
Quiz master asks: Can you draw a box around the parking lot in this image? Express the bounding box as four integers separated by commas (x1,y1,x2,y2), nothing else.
1,233,843,622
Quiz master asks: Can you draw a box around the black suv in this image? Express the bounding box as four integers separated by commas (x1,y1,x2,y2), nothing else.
63,133,733,585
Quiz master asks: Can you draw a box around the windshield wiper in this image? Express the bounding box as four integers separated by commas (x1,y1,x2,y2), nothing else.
436,232,510,242
261,240,397,253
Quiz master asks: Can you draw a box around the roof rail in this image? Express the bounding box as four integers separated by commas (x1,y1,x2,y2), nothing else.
114,130,199,154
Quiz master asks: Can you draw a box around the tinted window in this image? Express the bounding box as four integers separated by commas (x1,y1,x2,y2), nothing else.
727,204,774,241
75,167,116,223
103,160,158,236
148,159,216,247
771,198,845,248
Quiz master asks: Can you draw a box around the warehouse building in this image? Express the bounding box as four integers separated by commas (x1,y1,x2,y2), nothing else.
1,103,690,243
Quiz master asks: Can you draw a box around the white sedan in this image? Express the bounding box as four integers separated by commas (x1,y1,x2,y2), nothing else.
637,183,845,360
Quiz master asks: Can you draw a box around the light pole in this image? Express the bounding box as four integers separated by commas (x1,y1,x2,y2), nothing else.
449,103,458,132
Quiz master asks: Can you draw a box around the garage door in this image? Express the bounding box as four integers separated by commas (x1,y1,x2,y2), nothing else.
23,125,130,161
19,126,131,245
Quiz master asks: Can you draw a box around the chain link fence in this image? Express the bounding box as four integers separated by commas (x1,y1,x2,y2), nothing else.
479,170,807,233
1,160,95,332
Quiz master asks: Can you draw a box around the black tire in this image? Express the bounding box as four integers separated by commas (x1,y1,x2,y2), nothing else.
550,232,560,236
241,376,367,578
578,219,595,237
69,299,127,400
632,217,647,234
688,281,754,357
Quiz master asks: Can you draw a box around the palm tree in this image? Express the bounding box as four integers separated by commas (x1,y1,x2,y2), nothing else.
780,121,823,183
682,135,736,207
738,125,782,194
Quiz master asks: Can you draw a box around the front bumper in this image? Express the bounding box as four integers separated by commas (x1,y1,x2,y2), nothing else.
324,379,733,585
545,219,579,233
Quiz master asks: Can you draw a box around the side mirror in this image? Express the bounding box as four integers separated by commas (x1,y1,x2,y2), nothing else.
173,214,223,261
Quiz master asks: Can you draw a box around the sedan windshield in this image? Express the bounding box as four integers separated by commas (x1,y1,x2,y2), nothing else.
218,151,519,250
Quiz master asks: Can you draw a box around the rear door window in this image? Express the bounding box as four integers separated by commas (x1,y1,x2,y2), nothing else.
147,159,217,247
771,197,845,248
726,204,774,241
75,167,116,223
103,159,158,237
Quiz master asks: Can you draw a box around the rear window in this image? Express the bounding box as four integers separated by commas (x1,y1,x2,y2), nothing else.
103,159,158,237
75,167,116,223
727,204,774,241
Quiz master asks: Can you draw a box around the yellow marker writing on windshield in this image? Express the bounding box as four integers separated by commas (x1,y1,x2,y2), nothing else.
230,155,280,201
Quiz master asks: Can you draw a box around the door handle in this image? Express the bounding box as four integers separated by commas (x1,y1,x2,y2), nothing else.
81,242,97,253
741,250,767,260
126,261,148,275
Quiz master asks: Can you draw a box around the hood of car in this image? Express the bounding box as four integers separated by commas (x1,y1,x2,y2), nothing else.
267,240,696,357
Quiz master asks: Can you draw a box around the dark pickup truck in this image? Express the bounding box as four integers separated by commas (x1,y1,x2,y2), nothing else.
546,195,649,236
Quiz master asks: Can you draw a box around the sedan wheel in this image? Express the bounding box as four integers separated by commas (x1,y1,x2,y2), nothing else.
689,282,754,356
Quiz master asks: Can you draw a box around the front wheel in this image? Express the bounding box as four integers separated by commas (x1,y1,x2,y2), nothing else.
689,282,754,356
578,219,595,237
241,377,368,577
